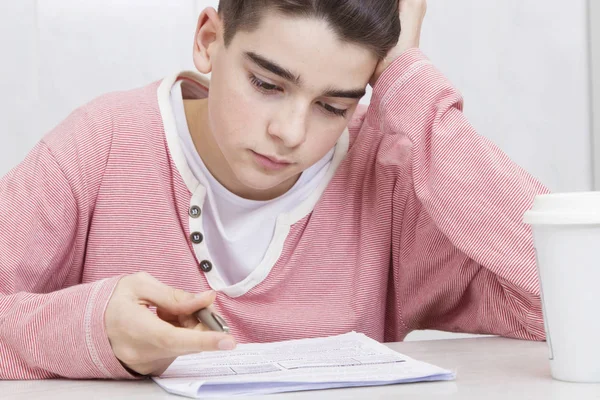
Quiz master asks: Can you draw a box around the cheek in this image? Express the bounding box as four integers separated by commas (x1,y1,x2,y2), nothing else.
208,80,264,150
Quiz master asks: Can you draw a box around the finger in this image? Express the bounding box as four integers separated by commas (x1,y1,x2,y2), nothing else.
133,305,236,359
134,273,217,315
158,311,210,330
156,308,181,325
178,304,217,330
158,299,218,328
179,314,202,329
153,322,237,356
178,315,217,331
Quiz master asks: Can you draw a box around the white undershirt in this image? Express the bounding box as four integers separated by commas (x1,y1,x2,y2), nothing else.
171,80,334,286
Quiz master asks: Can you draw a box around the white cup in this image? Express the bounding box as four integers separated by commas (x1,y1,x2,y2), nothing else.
523,192,600,382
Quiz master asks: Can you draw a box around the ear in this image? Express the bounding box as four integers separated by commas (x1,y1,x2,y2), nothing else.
193,7,223,74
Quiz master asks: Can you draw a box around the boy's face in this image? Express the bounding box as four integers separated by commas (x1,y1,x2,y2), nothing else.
193,9,378,199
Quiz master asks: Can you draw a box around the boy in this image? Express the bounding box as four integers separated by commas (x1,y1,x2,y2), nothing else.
0,0,548,379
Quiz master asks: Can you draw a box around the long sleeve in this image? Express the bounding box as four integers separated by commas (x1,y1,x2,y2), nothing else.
369,49,549,340
0,106,134,379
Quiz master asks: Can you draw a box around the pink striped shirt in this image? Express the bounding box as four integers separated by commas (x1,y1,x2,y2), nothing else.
0,49,549,380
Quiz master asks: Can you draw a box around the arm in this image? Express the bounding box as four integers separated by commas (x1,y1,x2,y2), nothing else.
0,133,133,379
371,49,547,340
369,0,548,340
0,96,237,379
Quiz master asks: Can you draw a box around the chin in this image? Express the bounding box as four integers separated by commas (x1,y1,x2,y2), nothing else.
234,168,293,192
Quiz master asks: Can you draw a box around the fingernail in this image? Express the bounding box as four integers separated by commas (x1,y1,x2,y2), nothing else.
195,290,215,299
218,338,236,351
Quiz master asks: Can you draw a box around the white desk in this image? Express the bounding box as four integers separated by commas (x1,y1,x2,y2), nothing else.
2,337,599,399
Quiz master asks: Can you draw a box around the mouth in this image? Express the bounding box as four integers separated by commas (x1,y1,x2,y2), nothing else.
251,150,293,171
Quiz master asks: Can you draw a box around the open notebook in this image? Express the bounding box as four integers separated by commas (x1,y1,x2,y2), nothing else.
152,332,455,398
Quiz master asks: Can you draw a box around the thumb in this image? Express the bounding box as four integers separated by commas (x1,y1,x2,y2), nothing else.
135,273,216,315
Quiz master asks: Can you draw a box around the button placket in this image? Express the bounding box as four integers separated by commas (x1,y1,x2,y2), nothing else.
189,187,215,276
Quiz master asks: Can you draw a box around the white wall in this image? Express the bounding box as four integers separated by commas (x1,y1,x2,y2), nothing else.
0,0,593,340
0,0,204,174
420,0,592,193
0,1,38,173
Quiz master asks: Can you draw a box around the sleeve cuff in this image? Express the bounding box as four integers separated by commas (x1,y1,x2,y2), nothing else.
86,275,139,380
371,48,431,103
368,48,437,130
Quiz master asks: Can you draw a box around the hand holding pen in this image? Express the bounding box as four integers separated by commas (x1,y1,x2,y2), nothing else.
104,272,236,376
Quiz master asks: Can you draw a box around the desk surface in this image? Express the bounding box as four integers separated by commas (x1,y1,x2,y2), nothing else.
2,336,600,400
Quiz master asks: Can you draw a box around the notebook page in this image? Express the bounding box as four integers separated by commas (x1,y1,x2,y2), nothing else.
152,331,455,398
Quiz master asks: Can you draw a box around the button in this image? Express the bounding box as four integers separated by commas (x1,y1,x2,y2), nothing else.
189,206,201,218
200,260,213,272
190,232,204,244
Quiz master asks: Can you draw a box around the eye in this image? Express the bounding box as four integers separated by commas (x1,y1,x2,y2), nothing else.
318,101,348,118
249,74,283,94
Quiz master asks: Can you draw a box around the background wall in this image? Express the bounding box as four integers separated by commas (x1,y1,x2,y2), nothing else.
0,0,593,340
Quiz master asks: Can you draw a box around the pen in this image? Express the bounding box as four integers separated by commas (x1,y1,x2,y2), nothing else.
195,308,230,333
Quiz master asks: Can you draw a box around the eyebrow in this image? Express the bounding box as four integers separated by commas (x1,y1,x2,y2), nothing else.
322,87,366,99
245,52,300,85
244,51,366,100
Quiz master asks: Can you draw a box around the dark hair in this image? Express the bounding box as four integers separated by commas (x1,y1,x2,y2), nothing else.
217,0,400,59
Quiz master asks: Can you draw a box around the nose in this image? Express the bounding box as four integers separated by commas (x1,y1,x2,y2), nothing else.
267,102,308,149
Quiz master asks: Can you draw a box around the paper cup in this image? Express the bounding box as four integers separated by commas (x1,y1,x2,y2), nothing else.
523,192,600,382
